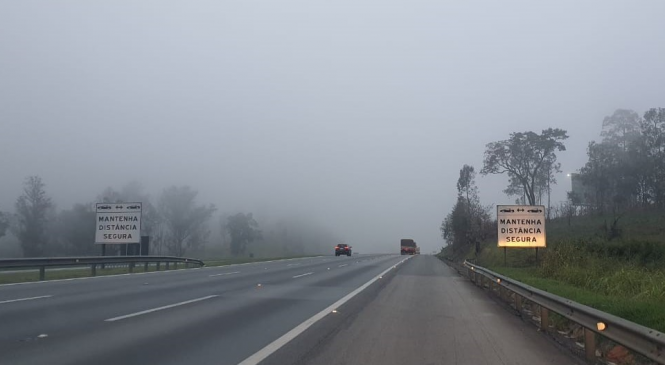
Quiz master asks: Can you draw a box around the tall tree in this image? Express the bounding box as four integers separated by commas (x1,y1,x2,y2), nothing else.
441,165,492,257
14,176,53,257
52,204,97,255
0,211,8,240
456,165,477,204
225,213,262,256
481,128,568,205
502,159,559,208
157,186,216,256
577,110,647,212
639,107,665,207
601,109,641,152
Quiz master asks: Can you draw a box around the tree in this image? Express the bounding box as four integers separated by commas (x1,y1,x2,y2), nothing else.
157,186,216,256
601,109,641,152
0,211,8,240
456,165,477,203
225,213,262,256
52,204,97,255
14,176,53,257
576,110,652,212
441,165,492,258
502,159,560,210
639,108,665,207
481,128,568,206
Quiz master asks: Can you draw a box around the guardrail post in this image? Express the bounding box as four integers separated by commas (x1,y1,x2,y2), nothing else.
174,262,178,270
144,262,149,272
166,262,170,270
185,262,190,269
91,264,97,277
540,306,549,331
515,293,522,313
156,262,161,271
129,262,134,273
39,266,45,281
584,328,596,362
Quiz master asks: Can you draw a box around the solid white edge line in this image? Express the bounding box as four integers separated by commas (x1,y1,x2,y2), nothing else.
104,295,218,322
0,295,53,305
237,255,413,365
209,271,241,277
292,272,314,279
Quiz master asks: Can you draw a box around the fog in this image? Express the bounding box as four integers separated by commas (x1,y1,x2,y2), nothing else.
1,1,664,255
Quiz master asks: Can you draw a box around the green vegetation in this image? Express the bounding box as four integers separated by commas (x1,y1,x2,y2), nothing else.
0,266,155,285
489,266,665,333
439,110,665,333
461,210,665,332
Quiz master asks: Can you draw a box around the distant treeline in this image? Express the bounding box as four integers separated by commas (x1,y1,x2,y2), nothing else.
0,179,338,258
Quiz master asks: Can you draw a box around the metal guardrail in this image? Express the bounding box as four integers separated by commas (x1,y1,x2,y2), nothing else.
0,256,205,281
461,260,665,364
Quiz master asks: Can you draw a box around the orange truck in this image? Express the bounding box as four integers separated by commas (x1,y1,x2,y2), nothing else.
400,239,419,255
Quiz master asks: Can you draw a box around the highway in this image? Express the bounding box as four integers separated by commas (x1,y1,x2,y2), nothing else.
0,254,580,365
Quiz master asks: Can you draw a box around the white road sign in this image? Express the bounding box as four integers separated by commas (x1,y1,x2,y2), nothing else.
497,205,546,248
95,202,142,244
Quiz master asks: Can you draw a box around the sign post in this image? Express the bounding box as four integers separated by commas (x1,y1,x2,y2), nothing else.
497,205,546,264
95,203,142,248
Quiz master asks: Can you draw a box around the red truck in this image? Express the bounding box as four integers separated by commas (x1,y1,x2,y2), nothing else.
400,239,419,255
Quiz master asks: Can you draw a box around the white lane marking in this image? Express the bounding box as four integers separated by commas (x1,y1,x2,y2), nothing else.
286,263,301,267
202,256,325,270
292,272,314,279
104,295,218,322
238,255,413,365
209,271,240,277
0,295,53,305
0,256,328,288
338,264,348,268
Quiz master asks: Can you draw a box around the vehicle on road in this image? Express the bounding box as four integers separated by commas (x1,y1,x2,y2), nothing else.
335,244,352,256
400,239,419,255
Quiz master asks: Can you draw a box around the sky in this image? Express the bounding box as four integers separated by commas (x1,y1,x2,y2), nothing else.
1,0,664,254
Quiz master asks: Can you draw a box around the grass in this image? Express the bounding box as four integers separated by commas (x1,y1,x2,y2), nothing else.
489,266,665,333
0,266,157,284
0,255,320,285
455,208,665,333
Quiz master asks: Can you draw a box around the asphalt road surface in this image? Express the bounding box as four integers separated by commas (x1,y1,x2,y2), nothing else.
0,254,580,365
261,255,580,365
